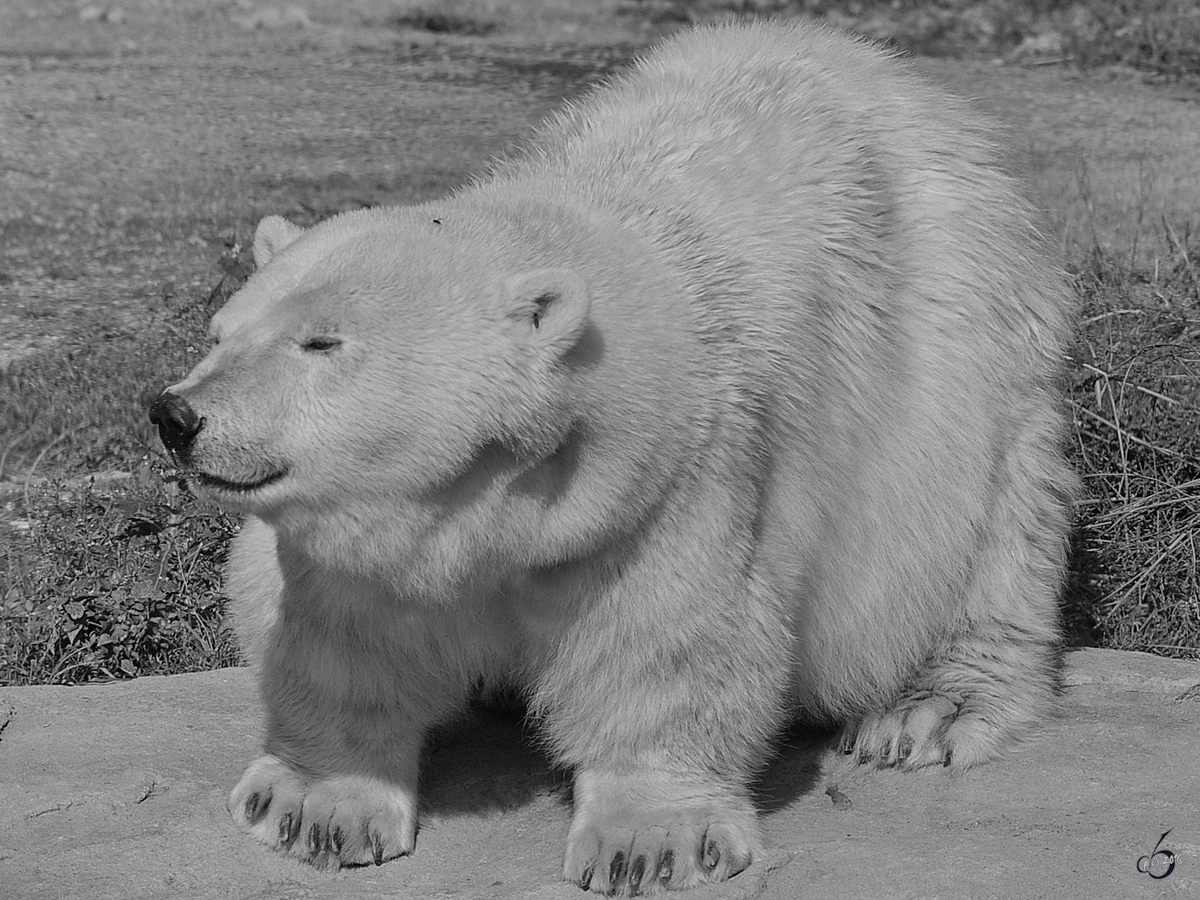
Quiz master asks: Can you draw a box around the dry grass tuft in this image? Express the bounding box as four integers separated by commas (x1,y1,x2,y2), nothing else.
1068,239,1200,657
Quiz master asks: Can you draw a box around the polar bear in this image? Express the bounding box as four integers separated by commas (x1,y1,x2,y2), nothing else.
149,19,1077,895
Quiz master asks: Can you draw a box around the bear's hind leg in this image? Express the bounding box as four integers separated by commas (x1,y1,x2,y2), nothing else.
844,418,1074,770
842,615,1060,770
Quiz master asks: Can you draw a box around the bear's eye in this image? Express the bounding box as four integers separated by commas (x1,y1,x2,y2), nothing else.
301,336,342,353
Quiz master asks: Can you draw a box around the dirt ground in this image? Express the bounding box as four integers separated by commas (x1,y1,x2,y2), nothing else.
2,648,1198,898
0,1,643,370
3,0,1200,372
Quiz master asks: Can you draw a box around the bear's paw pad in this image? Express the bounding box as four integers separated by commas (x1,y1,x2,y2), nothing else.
564,803,760,894
228,755,417,868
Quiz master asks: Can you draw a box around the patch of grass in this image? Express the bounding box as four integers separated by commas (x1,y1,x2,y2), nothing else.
1062,0,1200,76
383,0,503,35
0,465,241,685
0,234,257,686
1,0,1198,686
0,233,256,480
1067,236,1200,657
642,0,1200,76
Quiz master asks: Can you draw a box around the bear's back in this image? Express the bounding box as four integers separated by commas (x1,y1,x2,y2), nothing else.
487,20,1069,400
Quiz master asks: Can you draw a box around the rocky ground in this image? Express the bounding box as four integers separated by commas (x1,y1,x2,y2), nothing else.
1,649,1198,898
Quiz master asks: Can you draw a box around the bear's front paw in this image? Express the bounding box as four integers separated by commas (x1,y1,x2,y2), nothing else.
228,755,417,869
563,771,762,895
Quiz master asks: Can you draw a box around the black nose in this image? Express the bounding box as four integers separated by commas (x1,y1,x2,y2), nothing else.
148,391,203,456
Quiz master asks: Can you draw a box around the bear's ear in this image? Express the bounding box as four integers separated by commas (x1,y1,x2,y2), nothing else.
505,268,591,359
252,216,305,268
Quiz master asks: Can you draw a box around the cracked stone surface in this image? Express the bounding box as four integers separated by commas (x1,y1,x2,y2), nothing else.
2,648,1197,898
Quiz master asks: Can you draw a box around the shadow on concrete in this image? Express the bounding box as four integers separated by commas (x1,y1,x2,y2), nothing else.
422,705,568,816
420,701,836,821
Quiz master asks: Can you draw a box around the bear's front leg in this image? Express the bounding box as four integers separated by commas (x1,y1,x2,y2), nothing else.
229,753,418,868
563,769,763,893
228,574,471,870
228,671,433,869
538,549,788,894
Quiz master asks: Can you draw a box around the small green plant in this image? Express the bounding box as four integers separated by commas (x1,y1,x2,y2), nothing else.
0,463,241,685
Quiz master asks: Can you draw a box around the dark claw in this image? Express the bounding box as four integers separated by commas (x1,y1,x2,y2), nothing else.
857,746,875,765
840,731,857,754
307,822,323,856
943,749,953,767
897,735,914,760
278,812,300,848
657,849,674,883
702,838,721,871
330,825,345,856
245,791,266,823
371,831,385,866
578,862,595,891
628,855,647,894
608,851,628,890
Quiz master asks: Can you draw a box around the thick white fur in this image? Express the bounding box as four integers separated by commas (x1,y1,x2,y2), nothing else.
163,20,1076,895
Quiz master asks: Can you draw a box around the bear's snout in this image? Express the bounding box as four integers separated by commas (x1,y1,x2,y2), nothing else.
149,391,204,458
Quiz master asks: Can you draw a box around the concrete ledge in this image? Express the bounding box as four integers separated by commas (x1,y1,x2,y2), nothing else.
1,648,1197,898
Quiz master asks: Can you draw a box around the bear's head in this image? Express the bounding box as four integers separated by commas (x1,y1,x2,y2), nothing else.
149,210,593,579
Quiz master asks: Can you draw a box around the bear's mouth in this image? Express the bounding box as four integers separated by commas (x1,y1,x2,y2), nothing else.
190,468,288,495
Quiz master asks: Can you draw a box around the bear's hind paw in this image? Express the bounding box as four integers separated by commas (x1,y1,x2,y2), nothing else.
229,755,417,868
842,691,1013,771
